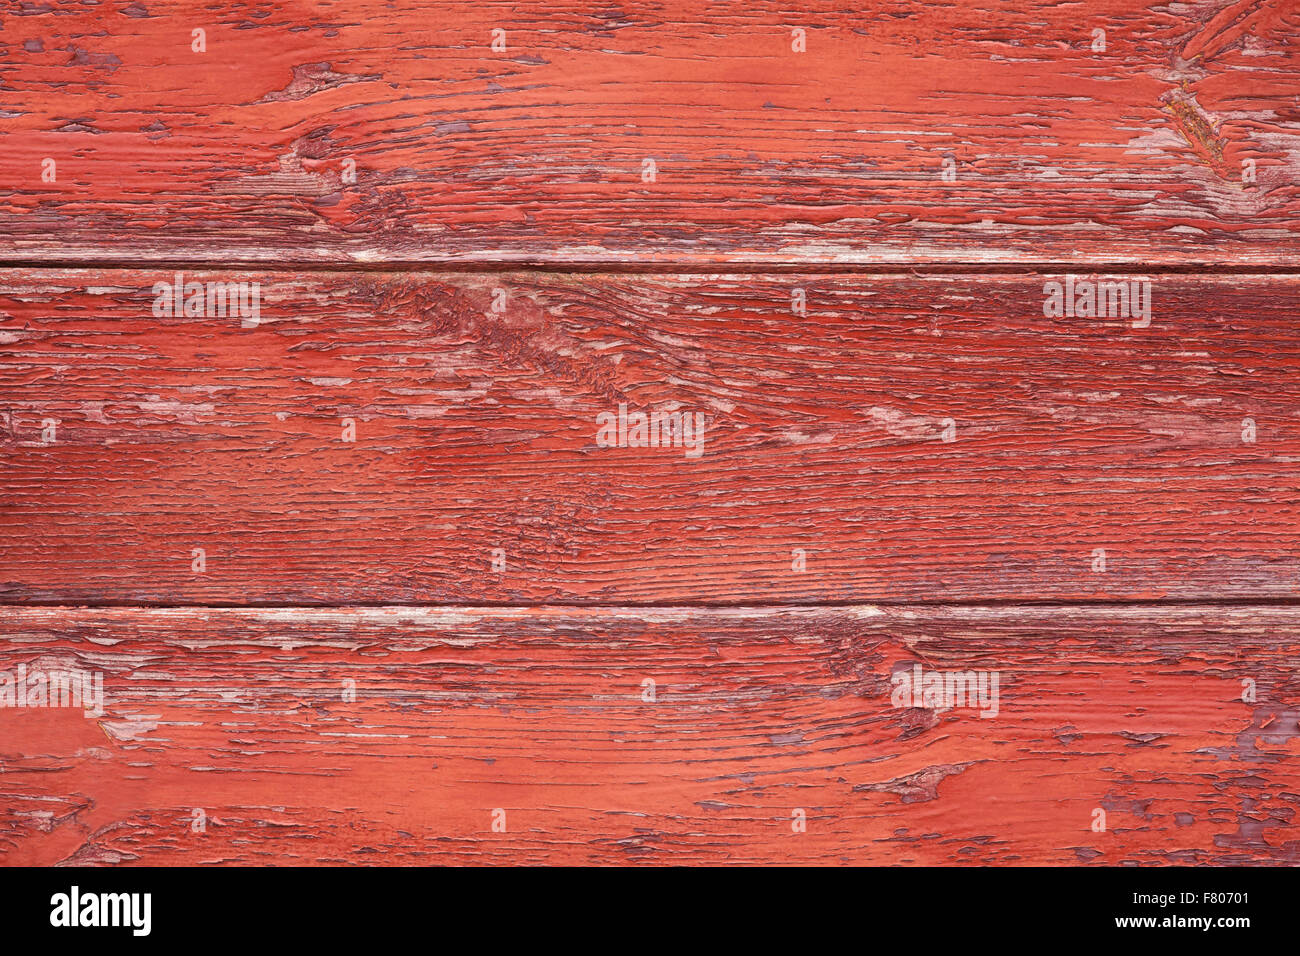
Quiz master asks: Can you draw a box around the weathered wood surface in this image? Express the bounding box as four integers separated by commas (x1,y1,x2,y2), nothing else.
1,604,1295,866
3,269,1300,605
3,0,1299,266
6,0,1300,873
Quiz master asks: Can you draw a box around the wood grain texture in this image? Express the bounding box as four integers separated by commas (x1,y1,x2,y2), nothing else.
3,0,1299,266
6,0,1300,874
3,268,1300,605
2,604,1296,866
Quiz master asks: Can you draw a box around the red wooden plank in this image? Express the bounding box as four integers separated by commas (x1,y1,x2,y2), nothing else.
1,604,1295,866
2,1,1298,266
3,268,1299,604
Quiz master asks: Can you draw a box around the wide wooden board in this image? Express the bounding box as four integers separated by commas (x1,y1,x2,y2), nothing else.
3,269,1300,604
3,0,1299,266
2,604,1296,866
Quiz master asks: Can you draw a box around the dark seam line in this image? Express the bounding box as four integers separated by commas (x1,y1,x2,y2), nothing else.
3,259,1300,276
5,597,1300,610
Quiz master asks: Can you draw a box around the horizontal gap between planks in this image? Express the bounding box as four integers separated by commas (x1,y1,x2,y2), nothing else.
7,258,1300,277
9,597,1300,612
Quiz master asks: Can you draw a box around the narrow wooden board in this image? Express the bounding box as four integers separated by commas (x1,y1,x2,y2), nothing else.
3,0,1299,266
1,604,1295,865
5,269,1300,605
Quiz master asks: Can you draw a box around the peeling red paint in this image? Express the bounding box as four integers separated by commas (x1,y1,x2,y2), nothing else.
1,605,1296,865
1,0,1298,265
3,0,1298,869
